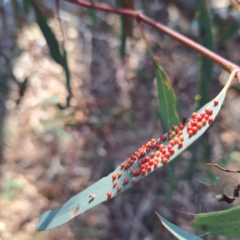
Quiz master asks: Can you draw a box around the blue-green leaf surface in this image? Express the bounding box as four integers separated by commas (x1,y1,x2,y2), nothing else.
156,212,203,240
0,0,4,6
192,206,240,238
38,72,235,231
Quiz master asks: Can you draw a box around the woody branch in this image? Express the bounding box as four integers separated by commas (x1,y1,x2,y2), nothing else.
66,0,240,80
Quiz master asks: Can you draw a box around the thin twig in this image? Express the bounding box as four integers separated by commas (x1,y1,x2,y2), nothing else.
65,0,240,74
206,163,240,173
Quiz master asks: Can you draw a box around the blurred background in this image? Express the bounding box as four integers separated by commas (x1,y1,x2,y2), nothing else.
0,0,240,239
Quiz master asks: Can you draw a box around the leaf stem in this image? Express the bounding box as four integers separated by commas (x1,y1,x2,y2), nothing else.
218,69,239,98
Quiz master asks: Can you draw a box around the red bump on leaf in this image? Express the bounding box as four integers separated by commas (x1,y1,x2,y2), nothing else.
161,157,168,164
135,169,140,176
178,123,184,130
192,112,197,118
141,168,146,175
192,126,198,133
164,152,170,159
160,134,167,141
112,181,117,187
146,165,151,171
208,117,213,124
123,178,129,185
150,152,155,158
197,122,202,129
202,119,207,125
178,141,183,148
179,135,184,141
188,130,193,136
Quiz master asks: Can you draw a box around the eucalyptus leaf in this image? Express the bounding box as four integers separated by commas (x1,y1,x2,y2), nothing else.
32,1,72,109
196,0,213,108
143,40,180,132
37,71,235,231
192,206,240,238
156,212,203,240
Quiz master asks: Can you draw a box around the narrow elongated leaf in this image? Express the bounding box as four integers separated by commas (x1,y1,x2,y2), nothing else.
115,0,133,58
88,0,97,26
115,0,126,58
23,0,31,14
196,0,213,108
155,63,179,132
142,36,179,131
37,71,236,231
156,212,203,240
32,1,72,109
192,206,240,238
119,14,126,58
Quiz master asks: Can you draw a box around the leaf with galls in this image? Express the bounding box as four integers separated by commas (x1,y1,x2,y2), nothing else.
38,71,237,231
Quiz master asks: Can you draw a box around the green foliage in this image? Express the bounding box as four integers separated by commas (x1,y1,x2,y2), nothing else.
156,212,202,240
192,206,240,238
144,41,179,132
155,64,180,132
88,0,97,25
31,0,72,109
0,0,4,6
115,0,127,58
23,0,31,14
196,0,213,108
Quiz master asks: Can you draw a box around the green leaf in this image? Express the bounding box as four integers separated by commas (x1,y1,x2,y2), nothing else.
37,71,234,231
115,0,126,58
32,1,72,109
88,0,97,26
192,206,240,238
156,212,203,240
12,0,24,19
139,27,179,131
119,15,127,58
196,0,213,108
0,0,4,7
23,0,31,14
155,63,179,132
138,23,179,131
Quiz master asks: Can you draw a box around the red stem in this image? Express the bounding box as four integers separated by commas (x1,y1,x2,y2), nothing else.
66,0,240,79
